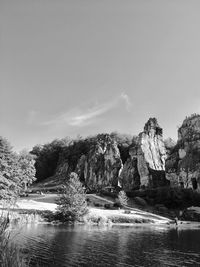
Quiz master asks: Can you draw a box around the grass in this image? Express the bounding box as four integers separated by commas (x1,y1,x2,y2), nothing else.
0,211,30,267
85,213,153,225
84,207,167,226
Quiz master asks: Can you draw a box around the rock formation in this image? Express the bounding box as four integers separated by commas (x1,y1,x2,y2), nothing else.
118,143,140,191
166,114,200,192
120,118,169,189
33,112,200,196
77,134,123,190
55,119,170,190
56,134,123,190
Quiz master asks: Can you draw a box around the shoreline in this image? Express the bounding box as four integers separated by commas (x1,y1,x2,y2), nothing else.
1,194,200,229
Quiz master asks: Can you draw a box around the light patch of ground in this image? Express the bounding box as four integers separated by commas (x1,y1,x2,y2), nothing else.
3,194,200,228
15,199,57,211
0,194,171,224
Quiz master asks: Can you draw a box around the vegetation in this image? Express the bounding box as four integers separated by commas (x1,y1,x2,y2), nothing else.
85,212,154,225
118,190,129,207
30,138,71,182
30,133,136,183
56,172,88,222
0,213,29,267
0,137,36,200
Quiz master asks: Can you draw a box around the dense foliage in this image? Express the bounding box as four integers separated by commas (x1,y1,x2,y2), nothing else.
56,172,88,221
30,138,71,182
0,136,36,200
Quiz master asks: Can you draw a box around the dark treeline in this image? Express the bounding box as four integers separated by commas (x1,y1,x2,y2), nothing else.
30,132,135,183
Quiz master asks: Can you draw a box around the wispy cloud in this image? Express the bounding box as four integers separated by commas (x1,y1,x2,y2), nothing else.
120,92,132,111
68,104,112,126
42,92,132,128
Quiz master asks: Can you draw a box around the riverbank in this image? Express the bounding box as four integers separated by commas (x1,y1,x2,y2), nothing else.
1,194,200,228
0,193,170,225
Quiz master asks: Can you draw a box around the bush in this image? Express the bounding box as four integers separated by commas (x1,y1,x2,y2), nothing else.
113,202,121,208
134,197,147,207
118,191,128,207
124,210,131,214
57,172,88,222
104,204,112,209
94,203,103,207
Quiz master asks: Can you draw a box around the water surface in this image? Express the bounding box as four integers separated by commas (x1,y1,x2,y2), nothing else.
13,224,200,267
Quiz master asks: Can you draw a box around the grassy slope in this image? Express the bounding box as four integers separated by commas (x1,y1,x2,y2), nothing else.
2,193,200,227
2,193,171,225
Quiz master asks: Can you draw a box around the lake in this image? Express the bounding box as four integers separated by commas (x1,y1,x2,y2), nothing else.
12,224,200,267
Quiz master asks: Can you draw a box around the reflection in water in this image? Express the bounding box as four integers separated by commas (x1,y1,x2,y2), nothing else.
12,224,200,267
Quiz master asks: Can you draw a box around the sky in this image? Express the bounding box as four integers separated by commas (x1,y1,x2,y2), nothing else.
1,0,200,151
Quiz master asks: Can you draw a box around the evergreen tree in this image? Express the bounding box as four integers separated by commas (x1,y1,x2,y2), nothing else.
57,172,88,221
0,137,36,199
118,190,128,207
18,150,36,191
0,137,20,199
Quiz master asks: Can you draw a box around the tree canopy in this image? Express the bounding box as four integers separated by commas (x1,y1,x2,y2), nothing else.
56,172,88,221
0,136,36,200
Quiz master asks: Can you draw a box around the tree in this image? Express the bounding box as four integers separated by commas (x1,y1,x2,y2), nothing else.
18,150,36,191
0,136,37,200
0,137,20,199
118,190,128,207
57,172,88,221
30,138,72,182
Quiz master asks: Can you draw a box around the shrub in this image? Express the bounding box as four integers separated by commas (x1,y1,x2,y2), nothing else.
118,191,128,207
113,202,121,208
56,172,88,222
124,210,131,214
104,204,112,209
94,203,103,207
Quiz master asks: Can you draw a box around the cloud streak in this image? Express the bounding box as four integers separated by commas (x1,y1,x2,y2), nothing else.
120,92,132,111
42,92,132,128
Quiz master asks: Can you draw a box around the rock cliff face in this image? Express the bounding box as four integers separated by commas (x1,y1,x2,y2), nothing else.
166,114,200,192
119,144,140,191
56,119,169,191
138,118,168,187
78,134,123,190
120,118,169,189
56,134,123,190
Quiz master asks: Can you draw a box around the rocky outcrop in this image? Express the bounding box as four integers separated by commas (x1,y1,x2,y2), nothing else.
56,119,170,191
120,118,169,189
166,114,200,192
79,134,122,190
56,134,123,190
119,144,140,191
138,118,169,187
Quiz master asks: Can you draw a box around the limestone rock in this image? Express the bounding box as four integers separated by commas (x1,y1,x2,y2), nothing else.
120,118,169,189
119,146,140,190
138,119,169,187
166,114,200,191
141,118,166,171
76,134,123,190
